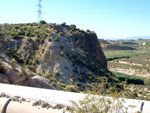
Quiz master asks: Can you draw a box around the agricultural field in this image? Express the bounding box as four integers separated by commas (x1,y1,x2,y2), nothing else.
104,48,150,78
104,49,150,61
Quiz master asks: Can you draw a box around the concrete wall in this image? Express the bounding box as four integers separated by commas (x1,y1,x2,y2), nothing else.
0,83,150,113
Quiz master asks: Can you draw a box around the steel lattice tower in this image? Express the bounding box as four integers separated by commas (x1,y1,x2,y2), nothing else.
37,0,42,22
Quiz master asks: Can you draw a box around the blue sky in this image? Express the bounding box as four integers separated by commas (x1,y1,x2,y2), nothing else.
0,0,150,39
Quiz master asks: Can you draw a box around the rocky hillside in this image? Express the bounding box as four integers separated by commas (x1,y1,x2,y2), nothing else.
0,22,121,91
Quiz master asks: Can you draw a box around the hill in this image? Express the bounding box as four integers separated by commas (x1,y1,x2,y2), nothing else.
0,22,122,92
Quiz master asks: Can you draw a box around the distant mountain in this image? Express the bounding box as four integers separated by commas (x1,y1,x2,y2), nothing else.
102,36,150,41
125,36,150,40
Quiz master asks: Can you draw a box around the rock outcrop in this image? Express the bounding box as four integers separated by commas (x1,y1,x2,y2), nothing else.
54,25,107,67
0,23,117,90
0,73,9,83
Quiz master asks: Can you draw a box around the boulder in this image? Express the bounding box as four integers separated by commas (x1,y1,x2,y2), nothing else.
0,73,9,83
28,76,53,89
3,64,23,84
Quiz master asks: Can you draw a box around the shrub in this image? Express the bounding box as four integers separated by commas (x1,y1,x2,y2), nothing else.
69,24,76,29
60,51,64,56
26,38,31,42
71,49,74,51
27,65,36,72
35,38,40,42
12,34,23,39
40,20,46,24
18,30,25,35
54,30,58,33
23,27,28,30
37,72,42,76
44,73,53,78
54,35,60,41
61,22,66,26
40,39,44,43
74,31,78,34
55,72,60,76
78,76,83,82
70,82,132,113
58,82,66,88
60,45,64,50
49,77,57,82
8,58,16,69
30,33,35,37
25,32,30,36
66,85,78,92
14,26,19,29
48,37,52,42
80,29,84,32
59,32,63,36
51,81,56,86
86,29,90,32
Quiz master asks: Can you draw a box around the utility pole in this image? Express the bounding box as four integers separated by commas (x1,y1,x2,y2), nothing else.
37,0,42,22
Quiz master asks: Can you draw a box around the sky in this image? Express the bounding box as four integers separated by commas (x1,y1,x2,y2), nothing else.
0,0,150,39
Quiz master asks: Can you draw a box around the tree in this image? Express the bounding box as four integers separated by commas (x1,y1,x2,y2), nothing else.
40,20,46,24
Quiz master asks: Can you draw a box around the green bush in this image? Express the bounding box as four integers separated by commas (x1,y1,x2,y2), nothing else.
53,35,60,41
8,58,16,68
27,65,36,72
26,38,31,42
30,33,35,37
40,39,44,43
69,24,76,29
49,77,57,82
35,38,40,42
58,82,66,88
60,45,64,50
61,22,66,26
86,29,90,32
70,82,132,113
18,30,25,35
111,71,147,85
60,51,64,56
54,30,58,33
44,73,53,78
48,37,52,42
59,32,63,36
74,31,78,34
37,72,42,76
40,20,46,24
55,72,60,76
14,26,19,29
66,85,78,92
51,81,56,86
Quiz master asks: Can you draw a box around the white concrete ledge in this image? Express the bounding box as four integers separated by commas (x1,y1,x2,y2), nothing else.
0,98,11,113
0,83,150,113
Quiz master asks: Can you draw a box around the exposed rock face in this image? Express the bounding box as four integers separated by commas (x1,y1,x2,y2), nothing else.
74,33,107,67
36,35,87,84
55,25,107,67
